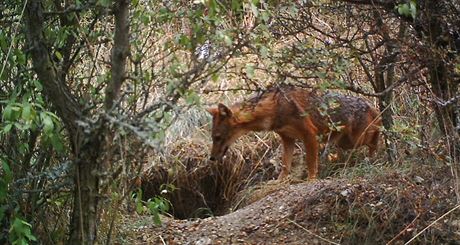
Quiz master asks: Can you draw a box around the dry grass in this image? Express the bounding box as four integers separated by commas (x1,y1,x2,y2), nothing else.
289,166,459,244
141,108,283,218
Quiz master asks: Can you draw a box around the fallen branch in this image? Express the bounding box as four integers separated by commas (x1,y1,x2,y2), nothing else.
404,203,460,244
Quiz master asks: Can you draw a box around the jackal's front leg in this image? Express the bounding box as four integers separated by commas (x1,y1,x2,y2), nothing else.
304,133,319,181
278,135,295,179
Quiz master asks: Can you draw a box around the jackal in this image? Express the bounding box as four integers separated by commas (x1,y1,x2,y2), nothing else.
207,86,381,180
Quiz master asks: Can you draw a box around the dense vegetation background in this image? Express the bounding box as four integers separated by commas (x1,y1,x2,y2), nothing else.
0,0,459,244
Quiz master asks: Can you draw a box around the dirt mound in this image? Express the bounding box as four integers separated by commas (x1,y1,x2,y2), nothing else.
119,169,459,244
140,135,280,219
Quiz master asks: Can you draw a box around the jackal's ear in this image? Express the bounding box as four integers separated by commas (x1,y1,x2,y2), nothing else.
217,103,232,118
206,107,218,116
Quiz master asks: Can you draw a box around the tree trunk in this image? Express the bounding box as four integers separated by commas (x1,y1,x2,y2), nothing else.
68,135,103,244
24,1,104,244
373,11,398,162
423,0,459,161
105,0,131,111
69,0,130,243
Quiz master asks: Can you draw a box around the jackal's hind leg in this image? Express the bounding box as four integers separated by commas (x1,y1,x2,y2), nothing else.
278,135,295,179
367,130,380,157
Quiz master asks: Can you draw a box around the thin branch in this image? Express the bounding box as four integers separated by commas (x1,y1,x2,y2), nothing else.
405,204,460,244
287,219,340,245
345,66,426,97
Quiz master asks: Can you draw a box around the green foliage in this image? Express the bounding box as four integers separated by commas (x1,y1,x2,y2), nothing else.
133,189,171,226
0,158,37,244
185,90,201,105
1,99,65,154
0,2,69,238
393,120,420,144
0,159,13,210
396,0,417,19
147,196,170,225
9,218,37,245
97,0,112,8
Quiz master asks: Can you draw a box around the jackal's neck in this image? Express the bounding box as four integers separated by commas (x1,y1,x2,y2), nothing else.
231,102,275,132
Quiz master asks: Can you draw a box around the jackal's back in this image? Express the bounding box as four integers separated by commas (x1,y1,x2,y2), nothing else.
240,86,381,151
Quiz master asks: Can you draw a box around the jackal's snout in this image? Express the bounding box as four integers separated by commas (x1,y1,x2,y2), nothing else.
209,146,228,161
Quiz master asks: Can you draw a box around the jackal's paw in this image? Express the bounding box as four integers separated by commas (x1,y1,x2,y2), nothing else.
277,172,289,180
306,177,318,182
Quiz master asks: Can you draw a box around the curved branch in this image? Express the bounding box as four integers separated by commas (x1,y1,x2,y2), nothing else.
25,0,82,146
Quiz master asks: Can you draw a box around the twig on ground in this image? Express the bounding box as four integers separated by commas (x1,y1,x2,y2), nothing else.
287,219,340,245
404,203,460,244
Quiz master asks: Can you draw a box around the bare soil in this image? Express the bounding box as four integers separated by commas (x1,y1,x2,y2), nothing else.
118,167,460,244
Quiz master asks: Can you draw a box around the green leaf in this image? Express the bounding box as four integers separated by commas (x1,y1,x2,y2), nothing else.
223,34,232,46
211,73,219,82
260,11,270,22
10,218,37,244
141,13,151,25
21,104,32,121
5,105,21,121
154,130,165,142
98,0,111,7
259,45,269,58
42,114,54,134
0,181,7,202
246,64,255,78
23,227,37,242
0,32,7,51
396,1,416,19
3,124,13,134
152,210,161,225
208,0,218,17
136,200,143,214
33,80,43,91
159,7,173,22
185,91,201,105
14,50,26,65
2,159,13,183
177,34,191,48
156,197,169,212
3,105,13,121
409,0,417,19
397,4,408,16
18,143,29,155
231,0,242,13
54,51,63,61
50,134,64,153
0,206,6,221
250,2,259,17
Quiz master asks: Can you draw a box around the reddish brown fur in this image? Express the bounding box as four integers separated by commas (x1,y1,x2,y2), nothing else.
207,86,381,180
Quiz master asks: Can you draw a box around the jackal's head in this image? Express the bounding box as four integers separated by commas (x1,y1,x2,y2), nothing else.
207,103,244,161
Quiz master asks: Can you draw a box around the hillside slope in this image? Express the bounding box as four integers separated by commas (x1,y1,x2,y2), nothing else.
119,168,459,244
